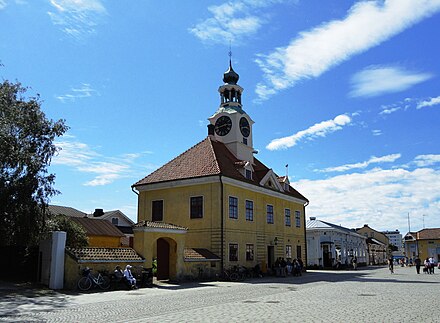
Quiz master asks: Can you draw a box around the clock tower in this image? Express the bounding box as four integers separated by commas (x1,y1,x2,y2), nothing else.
208,57,255,164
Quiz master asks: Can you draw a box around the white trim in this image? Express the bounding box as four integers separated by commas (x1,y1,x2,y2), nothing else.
222,177,308,205
136,175,308,205
135,176,219,191
259,169,283,191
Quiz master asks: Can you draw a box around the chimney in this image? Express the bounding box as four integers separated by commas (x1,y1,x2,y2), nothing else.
310,217,316,221
93,208,104,217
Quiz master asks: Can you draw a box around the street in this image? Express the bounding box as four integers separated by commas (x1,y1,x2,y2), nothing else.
1,266,439,322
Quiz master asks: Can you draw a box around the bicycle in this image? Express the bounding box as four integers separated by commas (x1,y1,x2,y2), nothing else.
77,267,111,291
221,267,240,282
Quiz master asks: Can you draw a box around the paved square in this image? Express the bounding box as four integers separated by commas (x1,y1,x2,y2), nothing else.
1,266,439,322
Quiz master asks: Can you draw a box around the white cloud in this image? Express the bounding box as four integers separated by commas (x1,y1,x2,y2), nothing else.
317,153,401,173
53,136,155,186
413,154,440,167
55,83,99,103
189,0,288,44
0,0,7,10
48,0,107,39
255,0,440,100
416,96,440,109
372,129,382,136
350,66,432,97
294,166,440,231
266,114,351,150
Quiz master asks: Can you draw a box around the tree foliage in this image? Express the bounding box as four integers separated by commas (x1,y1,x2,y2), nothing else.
0,80,68,247
45,215,89,248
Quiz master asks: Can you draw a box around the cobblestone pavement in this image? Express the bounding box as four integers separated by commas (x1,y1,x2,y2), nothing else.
1,266,439,322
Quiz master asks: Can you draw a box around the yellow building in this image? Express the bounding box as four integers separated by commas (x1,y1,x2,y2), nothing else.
132,60,309,281
404,228,440,263
356,224,389,264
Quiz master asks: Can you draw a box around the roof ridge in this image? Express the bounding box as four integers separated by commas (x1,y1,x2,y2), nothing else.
133,138,211,186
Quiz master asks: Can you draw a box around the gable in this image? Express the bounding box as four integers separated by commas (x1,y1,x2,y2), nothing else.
133,137,308,203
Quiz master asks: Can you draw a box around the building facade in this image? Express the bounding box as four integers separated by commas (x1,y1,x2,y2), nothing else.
132,60,309,280
383,229,404,258
356,224,389,264
306,217,368,268
404,228,440,263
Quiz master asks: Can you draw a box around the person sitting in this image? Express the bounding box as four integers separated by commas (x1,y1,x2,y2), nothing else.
124,265,137,289
113,265,131,289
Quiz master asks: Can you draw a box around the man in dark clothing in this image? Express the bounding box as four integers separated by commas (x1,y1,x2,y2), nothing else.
414,256,422,274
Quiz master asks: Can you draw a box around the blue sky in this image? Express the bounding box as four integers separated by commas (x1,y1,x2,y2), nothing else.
1,0,440,232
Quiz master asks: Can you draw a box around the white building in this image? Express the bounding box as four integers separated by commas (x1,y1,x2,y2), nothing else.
382,230,403,249
306,217,368,268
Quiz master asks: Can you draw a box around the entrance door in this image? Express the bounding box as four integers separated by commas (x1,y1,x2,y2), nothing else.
267,246,275,270
323,245,332,268
157,238,170,280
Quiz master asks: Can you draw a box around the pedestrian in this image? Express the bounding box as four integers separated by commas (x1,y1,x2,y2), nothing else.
414,256,421,274
428,257,435,274
424,258,430,274
388,257,394,274
124,265,137,288
352,256,357,270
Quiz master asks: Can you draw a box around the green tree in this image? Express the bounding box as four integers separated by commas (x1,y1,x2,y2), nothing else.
46,215,89,248
0,80,68,247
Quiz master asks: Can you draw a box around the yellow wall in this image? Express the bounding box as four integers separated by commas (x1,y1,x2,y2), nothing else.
416,239,440,260
357,226,389,245
63,253,144,290
136,178,307,277
88,235,122,248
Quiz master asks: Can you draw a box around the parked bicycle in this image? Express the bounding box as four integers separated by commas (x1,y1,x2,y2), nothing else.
77,267,111,291
221,267,240,282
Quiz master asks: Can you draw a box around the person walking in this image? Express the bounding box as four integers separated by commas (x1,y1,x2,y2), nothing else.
414,256,421,274
352,256,357,270
388,256,394,274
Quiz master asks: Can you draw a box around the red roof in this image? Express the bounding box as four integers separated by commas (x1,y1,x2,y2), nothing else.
133,137,308,202
417,228,440,240
71,217,125,237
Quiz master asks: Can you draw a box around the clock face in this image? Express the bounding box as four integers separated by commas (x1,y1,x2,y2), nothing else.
214,116,232,136
239,117,250,137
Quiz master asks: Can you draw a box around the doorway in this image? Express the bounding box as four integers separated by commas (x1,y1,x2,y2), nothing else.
267,246,275,270
157,238,170,280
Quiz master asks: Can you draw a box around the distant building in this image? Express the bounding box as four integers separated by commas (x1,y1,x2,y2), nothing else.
382,229,403,257
404,228,440,263
356,224,389,264
306,217,368,268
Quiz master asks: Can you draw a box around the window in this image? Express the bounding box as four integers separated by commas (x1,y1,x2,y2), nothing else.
111,217,118,225
229,243,238,261
246,244,254,261
152,200,163,222
267,205,274,224
286,245,292,259
245,169,252,179
285,208,291,226
245,200,253,221
243,137,248,145
229,196,238,219
295,210,301,227
190,196,203,219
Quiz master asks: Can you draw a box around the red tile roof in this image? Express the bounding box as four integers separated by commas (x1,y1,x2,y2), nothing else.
66,247,144,262
70,217,125,237
133,137,308,202
417,228,440,240
134,221,188,231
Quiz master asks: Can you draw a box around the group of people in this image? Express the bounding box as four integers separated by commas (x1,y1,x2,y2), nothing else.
114,265,137,289
273,257,303,277
414,257,436,274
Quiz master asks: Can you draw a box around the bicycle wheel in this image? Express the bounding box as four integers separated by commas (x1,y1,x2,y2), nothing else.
98,275,111,290
78,277,92,291
229,272,240,282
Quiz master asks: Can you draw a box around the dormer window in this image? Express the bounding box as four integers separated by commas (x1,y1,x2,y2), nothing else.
243,137,247,145
112,217,118,225
245,169,252,180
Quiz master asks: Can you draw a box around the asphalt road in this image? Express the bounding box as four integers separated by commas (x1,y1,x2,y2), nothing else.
1,266,439,322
